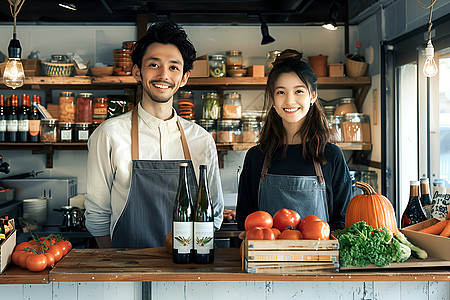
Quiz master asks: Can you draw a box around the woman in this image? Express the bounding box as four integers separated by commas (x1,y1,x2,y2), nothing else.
236,49,352,232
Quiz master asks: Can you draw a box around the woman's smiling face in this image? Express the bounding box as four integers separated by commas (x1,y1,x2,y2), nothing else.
272,72,317,128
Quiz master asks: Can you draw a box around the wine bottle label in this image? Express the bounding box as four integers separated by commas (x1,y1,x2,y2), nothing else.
29,120,40,136
194,222,214,254
173,221,193,253
18,119,29,132
0,120,6,132
6,120,18,132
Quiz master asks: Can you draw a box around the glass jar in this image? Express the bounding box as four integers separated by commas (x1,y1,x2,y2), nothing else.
198,119,217,141
222,92,242,119
209,55,226,77
93,97,108,124
341,113,370,143
328,115,343,143
241,116,261,143
40,119,58,142
76,93,93,123
360,170,378,193
226,50,243,70
217,119,241,143
334,97,357,116
74,122,92,142
59,91,75,122
202,92,220,120
59,122,73,142
265,50,282,76
178,90,194,119
323,105,336,119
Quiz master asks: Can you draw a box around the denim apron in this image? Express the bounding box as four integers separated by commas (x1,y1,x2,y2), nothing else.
258,154,329,222
111,107,198,248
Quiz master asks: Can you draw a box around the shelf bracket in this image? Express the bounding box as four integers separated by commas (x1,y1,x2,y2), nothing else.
354,84,371,111
217,150,228,169
32,145,54,168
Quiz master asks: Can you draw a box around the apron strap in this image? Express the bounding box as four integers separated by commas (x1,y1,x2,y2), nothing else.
131,105,192,160
260,152,324,182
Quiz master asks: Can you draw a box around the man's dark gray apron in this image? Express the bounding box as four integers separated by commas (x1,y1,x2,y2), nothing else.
258,154,329,222
111,107,198,248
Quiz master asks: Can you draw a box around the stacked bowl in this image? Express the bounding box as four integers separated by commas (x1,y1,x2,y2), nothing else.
113,48,133,76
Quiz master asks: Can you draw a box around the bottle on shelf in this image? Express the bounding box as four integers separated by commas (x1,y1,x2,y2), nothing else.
6,95,18,142
29,95,41,142
401,180,427,228
193,165,214,264
0,95,6,142
419,178,433,219
18,94,30,142
348,41,365,62
173,162,194,264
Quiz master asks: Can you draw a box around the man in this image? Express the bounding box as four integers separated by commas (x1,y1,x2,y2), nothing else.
85,20,224,248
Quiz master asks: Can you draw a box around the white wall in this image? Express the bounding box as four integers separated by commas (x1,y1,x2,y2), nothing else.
0,24,357,197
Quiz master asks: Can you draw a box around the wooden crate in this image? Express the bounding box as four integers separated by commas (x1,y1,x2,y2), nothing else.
0,59,41,76
242,237,339,274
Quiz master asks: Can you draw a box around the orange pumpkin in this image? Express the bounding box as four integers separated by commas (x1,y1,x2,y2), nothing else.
345,181,398,234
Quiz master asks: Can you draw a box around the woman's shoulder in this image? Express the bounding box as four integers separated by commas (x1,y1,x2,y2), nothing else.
244,145,265,162
325,142,345,156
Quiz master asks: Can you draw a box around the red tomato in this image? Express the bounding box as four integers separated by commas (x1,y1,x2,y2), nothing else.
46,245,63,261
14,241,33,252
244,211,273,231
271,227,281,239
26,254,48,272
19,251,34,269
44,252,56,268
246,227,276,240
12,250,25,266
278,229,303,240
298,215,322,232
64,240,73,251
273,208,301,231
57,241,69,256
302,220,330,240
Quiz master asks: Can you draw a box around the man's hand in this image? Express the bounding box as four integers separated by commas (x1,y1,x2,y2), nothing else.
95,235,111,248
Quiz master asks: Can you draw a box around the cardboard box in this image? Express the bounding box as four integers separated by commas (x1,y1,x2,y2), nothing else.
400,218,450,261
329,63,344,77
190,55,209,77
245,65,265,77
0,219,16,273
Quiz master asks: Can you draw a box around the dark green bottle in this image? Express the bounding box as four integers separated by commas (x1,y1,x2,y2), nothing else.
173,162,193,264
193,165,214,264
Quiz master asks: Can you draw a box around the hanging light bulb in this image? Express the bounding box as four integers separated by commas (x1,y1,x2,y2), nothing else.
423,40,438,78
3,34,25,89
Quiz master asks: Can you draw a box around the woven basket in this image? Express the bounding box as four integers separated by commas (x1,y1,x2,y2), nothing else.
345,54,368,77
42,61,75,77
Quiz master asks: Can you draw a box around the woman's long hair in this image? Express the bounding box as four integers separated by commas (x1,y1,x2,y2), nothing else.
258,49,330,166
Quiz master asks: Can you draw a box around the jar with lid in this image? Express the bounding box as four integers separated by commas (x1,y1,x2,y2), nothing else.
76,93,93,123
222,92,242,119
226,50,243,70
323,105,336,119
40,119,58,142
198,119,217,141
59,122,73,142
217,119,241,143
93,97,108,124
202,92,220,119
342,113,370,143
265,50,282,76
74,122,92,142
334,97,357,116
177,90,194,119
328,115,343,143
59,91,75,122
209,55,226,77
241,116,261,143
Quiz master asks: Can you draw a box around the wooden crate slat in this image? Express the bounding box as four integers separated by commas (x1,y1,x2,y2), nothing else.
246,250,339,262
246,239,339,250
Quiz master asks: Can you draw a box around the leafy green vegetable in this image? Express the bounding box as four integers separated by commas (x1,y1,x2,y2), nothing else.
394,231,428,260
333,221,408,267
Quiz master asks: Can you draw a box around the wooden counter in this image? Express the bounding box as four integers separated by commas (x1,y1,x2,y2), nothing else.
1,248,450,284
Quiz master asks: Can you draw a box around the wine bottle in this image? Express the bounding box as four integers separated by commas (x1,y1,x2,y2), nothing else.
419,178,433,219
349,41,365,62
401,180,427,228
0,95,6,142
173,162,194,264
29,95,41,142
18,94,30,142
193,165,214,264
6,95,18,142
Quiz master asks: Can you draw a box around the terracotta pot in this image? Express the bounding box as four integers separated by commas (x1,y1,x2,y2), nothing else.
308,55,328,77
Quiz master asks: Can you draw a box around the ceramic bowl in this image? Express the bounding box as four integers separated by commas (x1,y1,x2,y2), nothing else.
90,66,114,77
227,68,247,77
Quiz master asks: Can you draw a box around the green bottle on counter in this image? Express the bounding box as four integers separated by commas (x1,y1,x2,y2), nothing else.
173,162,193,264
193,165,214,264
